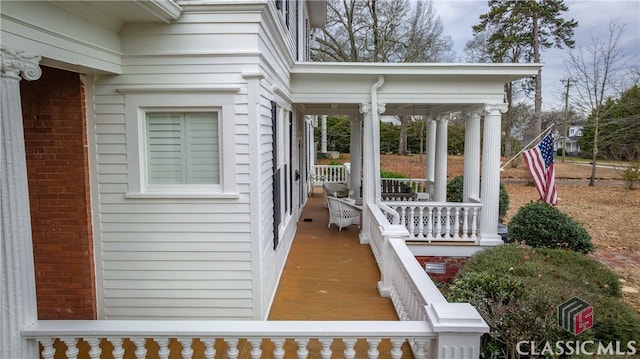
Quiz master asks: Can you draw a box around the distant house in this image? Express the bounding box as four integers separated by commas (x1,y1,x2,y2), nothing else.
555,123,584,155
2,1,541,357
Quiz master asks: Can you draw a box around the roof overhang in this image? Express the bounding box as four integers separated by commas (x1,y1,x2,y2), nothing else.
50,0,183,28
290,62,542,115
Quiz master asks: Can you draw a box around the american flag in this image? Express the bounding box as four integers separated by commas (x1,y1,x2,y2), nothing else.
523,132,557,205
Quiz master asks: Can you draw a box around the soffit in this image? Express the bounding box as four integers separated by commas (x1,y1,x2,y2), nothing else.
50,0,182,29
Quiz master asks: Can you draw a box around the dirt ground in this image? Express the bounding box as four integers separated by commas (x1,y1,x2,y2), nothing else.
320,153,640,315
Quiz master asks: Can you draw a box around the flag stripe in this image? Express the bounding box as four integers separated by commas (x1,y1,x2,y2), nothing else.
523,132,557,205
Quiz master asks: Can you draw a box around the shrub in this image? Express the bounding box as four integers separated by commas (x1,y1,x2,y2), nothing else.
508,201,594,254
446,244,639,359
446,175,509,223
380,170,406,179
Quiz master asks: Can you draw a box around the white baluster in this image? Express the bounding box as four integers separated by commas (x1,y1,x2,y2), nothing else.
272,338,285,359
295,337,309,359
318,338,332,359
343,338,357,359
453,207,461,240
132,337,147,359
389,339,404,359
407,206,415,238
426,207,434,241
462,207,470,240
366,338,381,359
413,338,428,359
156,338,170,359
434,207,442,237
444,207,452,238
86,337,102,359
226,338,240,359
61,337,79,359
178,337,193,359
38,338,55,359
202,338,216,359
248,338,262,359
417,206,425,239
108,337,125,359
471,208,479,242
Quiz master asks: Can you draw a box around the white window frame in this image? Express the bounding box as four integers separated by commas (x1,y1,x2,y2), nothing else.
119,88,238,198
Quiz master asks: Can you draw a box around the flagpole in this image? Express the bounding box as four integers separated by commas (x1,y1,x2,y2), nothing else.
501,124,555,170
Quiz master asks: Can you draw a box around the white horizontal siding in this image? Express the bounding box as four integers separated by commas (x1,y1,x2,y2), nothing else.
90,6,267,319
82,1,308,320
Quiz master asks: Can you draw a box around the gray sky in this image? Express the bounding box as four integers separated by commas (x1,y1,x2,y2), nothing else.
431,0,640,111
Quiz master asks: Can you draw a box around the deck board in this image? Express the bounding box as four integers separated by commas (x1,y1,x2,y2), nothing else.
269,189,399,320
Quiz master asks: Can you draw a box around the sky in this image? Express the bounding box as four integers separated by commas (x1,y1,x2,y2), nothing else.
431,0,640,111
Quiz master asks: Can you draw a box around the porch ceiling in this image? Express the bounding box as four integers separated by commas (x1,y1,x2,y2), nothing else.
290,62,542,116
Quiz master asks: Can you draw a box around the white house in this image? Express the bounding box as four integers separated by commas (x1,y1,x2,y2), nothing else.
555,123,584,155
1,1,541,358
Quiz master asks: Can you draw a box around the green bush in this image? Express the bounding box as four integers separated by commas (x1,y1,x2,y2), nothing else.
380,170,406,179
446,175,509,223
508,201,594,254
446,244,639,359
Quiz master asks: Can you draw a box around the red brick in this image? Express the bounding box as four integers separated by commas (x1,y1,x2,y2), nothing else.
21,66,96,320
415,256,470,283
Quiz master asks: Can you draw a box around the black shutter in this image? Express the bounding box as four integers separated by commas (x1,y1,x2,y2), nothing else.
271,101,280,250
288,111,293,212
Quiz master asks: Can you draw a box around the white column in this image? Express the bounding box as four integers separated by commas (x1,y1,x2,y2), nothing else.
349,115,362,198
320,114,328,153
479,104,508,245
433,116,448,202
463,108,482,202
1,47,42,359
425,117,436,189
360,104,374,243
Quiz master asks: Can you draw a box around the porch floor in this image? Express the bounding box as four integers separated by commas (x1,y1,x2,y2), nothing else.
268,188,399,320
265,188,414,359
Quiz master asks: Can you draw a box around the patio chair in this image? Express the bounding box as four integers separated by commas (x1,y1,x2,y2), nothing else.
327,196,361,230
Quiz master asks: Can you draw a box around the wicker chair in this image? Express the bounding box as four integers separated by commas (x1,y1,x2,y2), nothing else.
327,196,361,230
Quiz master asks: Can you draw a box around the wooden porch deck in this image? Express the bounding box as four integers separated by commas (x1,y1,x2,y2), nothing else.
266,189,414,359
268,189,399,320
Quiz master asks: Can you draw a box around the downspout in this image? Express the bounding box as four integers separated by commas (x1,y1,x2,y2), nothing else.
370,75,399,224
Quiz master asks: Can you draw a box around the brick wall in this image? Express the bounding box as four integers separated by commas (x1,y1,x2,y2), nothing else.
21,66,97,319
415,256,469,283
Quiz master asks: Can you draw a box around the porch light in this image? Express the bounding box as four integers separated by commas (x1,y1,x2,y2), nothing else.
425,263,446,274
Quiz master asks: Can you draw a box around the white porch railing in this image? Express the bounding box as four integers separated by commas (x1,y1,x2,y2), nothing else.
364,202,489,357
312,165,347,185
22,320,433,359
383,201,482,243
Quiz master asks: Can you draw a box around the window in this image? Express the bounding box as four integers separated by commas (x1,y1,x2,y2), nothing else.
119,88,239,198
146,112,220,185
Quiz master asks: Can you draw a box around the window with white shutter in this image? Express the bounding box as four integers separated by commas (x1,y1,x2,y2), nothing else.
120,88,238,198
146,112,220,185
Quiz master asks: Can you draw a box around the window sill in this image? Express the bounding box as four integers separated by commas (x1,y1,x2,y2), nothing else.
125,192,240,199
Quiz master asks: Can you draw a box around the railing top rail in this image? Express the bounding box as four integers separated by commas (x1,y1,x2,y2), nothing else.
382,200,483,208
23,320,435,338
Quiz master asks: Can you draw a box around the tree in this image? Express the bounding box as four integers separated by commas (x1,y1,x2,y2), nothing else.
566,21,630,186
579,85,640,161
473,0,578,139
311,0,454,63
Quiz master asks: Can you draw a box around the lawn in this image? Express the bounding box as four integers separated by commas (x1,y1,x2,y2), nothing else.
319,153,640,314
